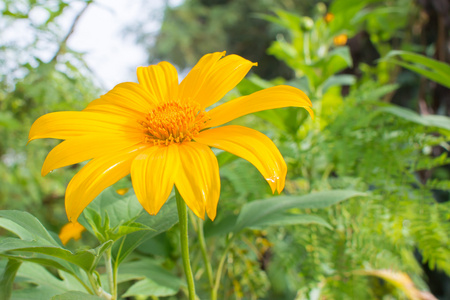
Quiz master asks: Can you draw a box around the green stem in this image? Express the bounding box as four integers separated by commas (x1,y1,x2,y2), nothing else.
197,217,214,290
175,188,196,300
211,234,236,300
87,272,112,300
104,248,117,300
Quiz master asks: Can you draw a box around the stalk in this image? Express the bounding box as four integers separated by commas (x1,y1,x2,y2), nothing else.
197,218,214,293
175,188,196,300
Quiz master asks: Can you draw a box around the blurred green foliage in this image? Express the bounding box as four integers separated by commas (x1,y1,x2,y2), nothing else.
0,0,99,227
1,0,450,299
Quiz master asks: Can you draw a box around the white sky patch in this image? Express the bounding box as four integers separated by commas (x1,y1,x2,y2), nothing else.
1,0,184,90
68,0,162,90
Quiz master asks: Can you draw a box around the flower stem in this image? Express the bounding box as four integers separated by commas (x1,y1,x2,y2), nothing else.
87,271,112,300
104,248,117,300
175,188,196,300
197,217,214,290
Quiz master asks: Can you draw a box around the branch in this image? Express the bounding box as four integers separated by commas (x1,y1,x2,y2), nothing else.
50,1,93,63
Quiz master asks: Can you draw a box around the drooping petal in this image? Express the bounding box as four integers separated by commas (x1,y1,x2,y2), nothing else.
195,125,287,193
179,52,256,108
205,85,313,128
85,82,158,117
65,145,146,222
28,111,141,142
175,143,220,220
41,135,144,176
131,145,180,216
59,222,86,245
137,62,179,104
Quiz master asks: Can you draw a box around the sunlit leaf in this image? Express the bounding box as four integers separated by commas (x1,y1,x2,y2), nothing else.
379,106,450,131
248,213,332,229
382,50,450,88
234,190,366,232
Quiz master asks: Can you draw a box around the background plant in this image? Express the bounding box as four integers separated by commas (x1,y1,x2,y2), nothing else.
1,0,449,299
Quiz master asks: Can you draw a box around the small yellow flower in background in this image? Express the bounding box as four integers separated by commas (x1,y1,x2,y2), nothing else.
29,52,313,222
59,221,86,245
116,188,129,195
324,12,334,23
333,34,348,46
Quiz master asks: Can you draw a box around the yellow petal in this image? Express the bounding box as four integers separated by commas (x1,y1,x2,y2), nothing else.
65,145,146,222
195,125,287,193
131,145,180,215
59,222,86,245
137,62,179,104
179,52,225,103
180,52,256,108
175,143,220,220
206,85,313,128
28,111,141,142
41,135,144,176
85,82,157,117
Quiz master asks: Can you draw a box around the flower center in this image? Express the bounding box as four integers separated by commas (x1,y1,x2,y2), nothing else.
140,101,209,145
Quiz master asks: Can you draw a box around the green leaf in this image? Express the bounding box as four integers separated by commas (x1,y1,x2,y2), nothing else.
86,188,143,228
0,238,112,272
51,291,102,300
115,222,154,237
204,214,239,237
82,188,155,242
122,278,178,298
0,210,111,276
0,255,74,276
0,259,22,300
382,50,450,88
0,211,59,245
248,213,332,229
322,47,353,78
112,197,179,265
119,258,183,297
12,262,86,299
320,74,356,93
234,190,366,232
379,106,450,131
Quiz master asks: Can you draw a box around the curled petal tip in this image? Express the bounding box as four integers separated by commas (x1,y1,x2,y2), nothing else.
304,106,314,120
41,168,48,177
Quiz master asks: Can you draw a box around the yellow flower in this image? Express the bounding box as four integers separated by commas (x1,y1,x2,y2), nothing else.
333,34,348,46
324,13,334,23
29,52,313,222
59,221,86,245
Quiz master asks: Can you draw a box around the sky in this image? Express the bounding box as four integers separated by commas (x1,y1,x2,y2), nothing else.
0,0,183,90
66,0,182,90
